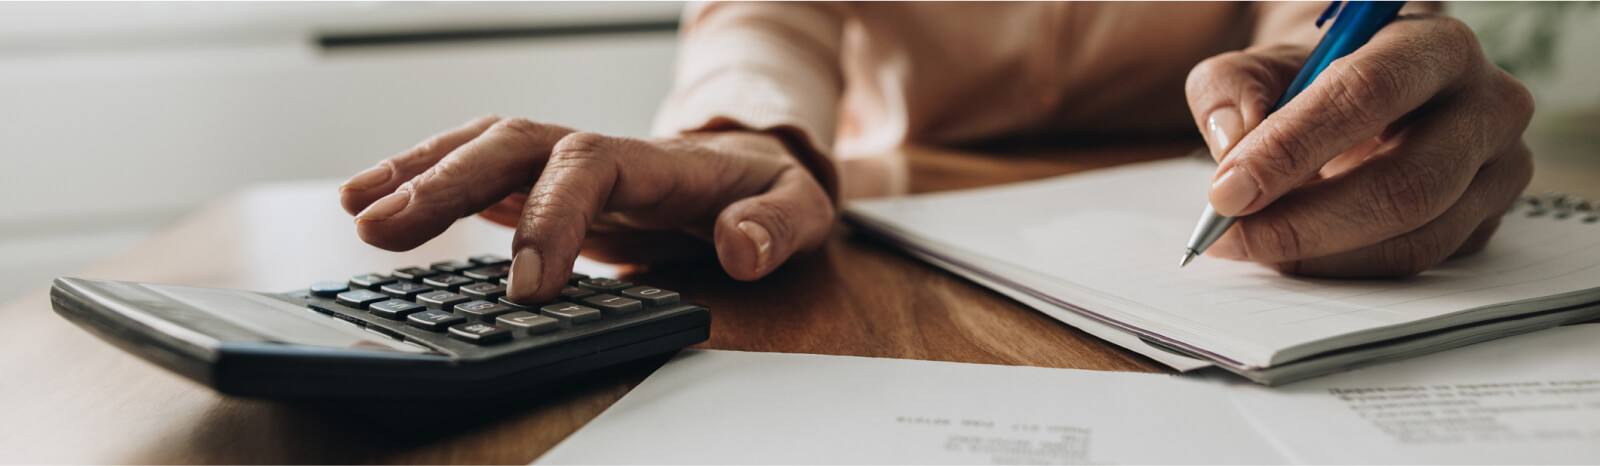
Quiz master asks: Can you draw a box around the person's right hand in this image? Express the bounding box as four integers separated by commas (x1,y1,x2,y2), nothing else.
338,116,835,303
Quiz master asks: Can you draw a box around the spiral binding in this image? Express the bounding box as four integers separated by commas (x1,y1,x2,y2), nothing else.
1510,191,1599,223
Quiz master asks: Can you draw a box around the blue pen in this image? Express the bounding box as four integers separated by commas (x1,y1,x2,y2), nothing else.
1180,1,1407,267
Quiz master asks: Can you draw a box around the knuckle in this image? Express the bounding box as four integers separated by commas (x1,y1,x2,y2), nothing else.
1323,58,1409,129
401,167,471,216
551,132,613,159
1430,17,1481,61
1186,52,1243,93
1499,74,1536,125
1236,125,1310,185
492,117,558,143
1364,161,1442,229
1242,216,1308,261
747,198,799,246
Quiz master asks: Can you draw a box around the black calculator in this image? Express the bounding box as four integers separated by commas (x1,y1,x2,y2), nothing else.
49,255,710,399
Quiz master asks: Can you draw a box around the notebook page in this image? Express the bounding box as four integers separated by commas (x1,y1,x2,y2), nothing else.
847,158,1600,368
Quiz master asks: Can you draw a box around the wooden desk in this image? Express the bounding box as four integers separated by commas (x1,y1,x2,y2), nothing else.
0,138,1570,464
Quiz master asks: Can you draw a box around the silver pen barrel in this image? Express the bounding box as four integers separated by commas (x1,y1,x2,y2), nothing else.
1180,203,1236,267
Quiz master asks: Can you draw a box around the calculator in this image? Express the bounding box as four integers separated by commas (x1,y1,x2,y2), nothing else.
49,255,710,399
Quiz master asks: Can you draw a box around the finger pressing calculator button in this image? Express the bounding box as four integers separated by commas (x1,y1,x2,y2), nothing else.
348,274,396,290
497,296,549,313
577,278,631,292
581,294,643,315
448,322,511,345
455,300,513,321
469,254,511,266
310,281,350,297
459,282,507,300
620,286,680,306
560,285,595,300
336,290,389,309
430,260,477,273
496,311,559,335
539,303,602,325
422,274,475,291
463,264,512,281
380,281,432,299
408,309,466,331
417,291,471,309
369,299,426,320
392,266,438,281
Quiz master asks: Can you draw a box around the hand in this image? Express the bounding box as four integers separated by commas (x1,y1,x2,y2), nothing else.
338,117,834,302
1185,14,1534,278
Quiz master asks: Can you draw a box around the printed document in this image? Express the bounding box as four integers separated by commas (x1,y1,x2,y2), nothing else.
538,324,1600,464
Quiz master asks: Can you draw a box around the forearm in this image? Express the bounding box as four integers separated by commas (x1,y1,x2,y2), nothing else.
652,1,847,201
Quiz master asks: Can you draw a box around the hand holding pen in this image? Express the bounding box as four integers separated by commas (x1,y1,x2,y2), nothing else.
1180,1,1534,278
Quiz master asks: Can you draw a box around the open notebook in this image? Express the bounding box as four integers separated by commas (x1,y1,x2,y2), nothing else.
846,156,1600,384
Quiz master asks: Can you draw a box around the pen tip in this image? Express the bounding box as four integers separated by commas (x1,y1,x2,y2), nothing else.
1179,250,1197,268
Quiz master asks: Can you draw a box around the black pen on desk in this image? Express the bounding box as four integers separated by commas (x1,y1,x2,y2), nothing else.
1180,1,1407,267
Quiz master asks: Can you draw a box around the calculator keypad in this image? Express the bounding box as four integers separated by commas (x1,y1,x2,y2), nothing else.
408,309,466,331
308,259,689,347
540,303,602,325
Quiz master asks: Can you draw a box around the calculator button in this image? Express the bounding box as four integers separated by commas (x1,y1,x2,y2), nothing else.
577,278,631,292
369,299,426,320
455,300,513,321
335,290,389,309
469,254,511,266
349,273,397,290
540,303,602,325
568,272,591,284
459,282,507,300
463,264,511,281
380,281,432,299
407,310,466,331
559,285,595,300
496,312,560,334
430,260,477,273
417,291,471,309
392,266,439,280
423,274,475,291
310,281,350,297
448,322,511,345
620,286,680,306
581,294,644,314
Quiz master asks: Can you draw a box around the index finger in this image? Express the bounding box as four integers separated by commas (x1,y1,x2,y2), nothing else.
1209,15,1481,217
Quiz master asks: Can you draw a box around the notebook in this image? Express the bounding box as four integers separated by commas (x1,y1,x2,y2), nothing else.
845,155,1600,384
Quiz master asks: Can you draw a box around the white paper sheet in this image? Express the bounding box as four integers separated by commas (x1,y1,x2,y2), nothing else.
537,351,1285,464
538,324,1600,465
1221,323,1600,464
847,158,1600,369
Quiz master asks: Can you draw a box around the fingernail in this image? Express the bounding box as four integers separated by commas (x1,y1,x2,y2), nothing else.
1207,107,1243,162
341,164,392,192
1210,166,1260,216
737,220,772,271
508,248,543,302
355,189,410,222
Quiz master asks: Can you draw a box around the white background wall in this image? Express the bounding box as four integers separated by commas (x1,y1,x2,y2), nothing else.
0,2,684,300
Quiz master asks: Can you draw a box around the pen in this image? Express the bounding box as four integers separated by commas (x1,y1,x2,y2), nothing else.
1180,1,1407,267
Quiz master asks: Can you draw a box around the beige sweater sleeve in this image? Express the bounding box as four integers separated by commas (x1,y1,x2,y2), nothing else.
650,2,846,199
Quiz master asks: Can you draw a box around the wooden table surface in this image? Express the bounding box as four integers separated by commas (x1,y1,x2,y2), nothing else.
0,139,1588,464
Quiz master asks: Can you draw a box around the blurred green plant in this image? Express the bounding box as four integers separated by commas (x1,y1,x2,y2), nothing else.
1458,1,1599,77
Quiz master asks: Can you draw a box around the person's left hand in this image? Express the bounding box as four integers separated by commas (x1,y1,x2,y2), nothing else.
1184,13,1534,278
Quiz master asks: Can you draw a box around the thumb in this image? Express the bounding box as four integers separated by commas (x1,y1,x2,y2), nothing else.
713,167,835,281
1185,45,1309,162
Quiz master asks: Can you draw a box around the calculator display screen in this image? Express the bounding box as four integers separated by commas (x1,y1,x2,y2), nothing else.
142,284,434,354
